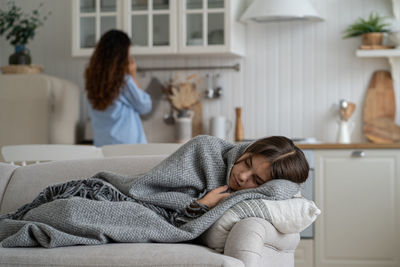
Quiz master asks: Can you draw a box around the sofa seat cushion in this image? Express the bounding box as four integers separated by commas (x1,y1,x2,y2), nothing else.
0,243,243,267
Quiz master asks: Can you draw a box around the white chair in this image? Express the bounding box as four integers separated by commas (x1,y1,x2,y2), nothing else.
0,74,80,146
101,143,182,157
1,145,104,165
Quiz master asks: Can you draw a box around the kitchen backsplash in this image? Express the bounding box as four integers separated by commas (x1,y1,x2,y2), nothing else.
0,0,394,143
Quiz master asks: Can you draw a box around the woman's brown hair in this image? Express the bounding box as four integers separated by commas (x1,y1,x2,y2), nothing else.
85,29,131,110
244,136,309,183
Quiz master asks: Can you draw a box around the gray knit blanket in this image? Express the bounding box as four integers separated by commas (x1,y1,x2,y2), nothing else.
0,135,300,248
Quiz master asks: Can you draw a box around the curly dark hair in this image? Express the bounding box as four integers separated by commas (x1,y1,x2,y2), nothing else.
244,136,310,184
85,29,131,110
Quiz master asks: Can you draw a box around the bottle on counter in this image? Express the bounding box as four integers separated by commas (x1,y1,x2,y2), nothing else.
235,107,244,142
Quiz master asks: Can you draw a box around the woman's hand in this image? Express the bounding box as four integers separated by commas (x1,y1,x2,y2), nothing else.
198,185,231,209
128,56,141,88
128,56,137,79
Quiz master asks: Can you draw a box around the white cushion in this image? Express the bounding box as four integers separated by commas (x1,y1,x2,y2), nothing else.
264,197,320,233
202,197,320,251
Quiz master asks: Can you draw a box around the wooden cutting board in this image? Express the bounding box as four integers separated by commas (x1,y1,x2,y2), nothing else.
363,70,398,143
363,70,396,123
364,118,400,143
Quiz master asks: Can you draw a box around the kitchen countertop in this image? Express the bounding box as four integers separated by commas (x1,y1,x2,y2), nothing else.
296,143,400,149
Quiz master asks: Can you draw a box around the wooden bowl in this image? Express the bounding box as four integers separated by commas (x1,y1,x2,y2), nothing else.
1,64,43,74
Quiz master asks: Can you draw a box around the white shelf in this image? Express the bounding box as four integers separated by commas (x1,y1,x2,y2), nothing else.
356,49,400,58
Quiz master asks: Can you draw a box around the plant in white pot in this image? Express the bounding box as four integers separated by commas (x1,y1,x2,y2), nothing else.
0,0,50,65
343,12,390,47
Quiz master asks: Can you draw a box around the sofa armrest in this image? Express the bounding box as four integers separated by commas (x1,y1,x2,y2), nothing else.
224,217,300,267
0,163,18,208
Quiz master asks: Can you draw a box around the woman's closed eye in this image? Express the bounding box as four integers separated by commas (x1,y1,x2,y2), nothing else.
245,157,251,168
254,176,264,185
244,157,262,185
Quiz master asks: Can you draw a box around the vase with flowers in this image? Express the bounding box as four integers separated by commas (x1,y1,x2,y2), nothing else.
163,73,201,143
0,0,50,65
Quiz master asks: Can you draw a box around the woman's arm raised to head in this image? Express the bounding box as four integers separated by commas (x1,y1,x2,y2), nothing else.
121,75,152,114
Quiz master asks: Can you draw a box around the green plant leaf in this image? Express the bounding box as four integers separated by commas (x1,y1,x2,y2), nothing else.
0,0,50,46
343,11,390,38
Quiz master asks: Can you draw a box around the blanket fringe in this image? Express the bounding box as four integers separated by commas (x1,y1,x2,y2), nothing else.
1,179,172,221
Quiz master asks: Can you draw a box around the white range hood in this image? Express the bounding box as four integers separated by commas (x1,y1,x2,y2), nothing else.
240,0,324,23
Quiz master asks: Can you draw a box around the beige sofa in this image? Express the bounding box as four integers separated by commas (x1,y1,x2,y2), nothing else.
0,156,300,267
0,74,80,161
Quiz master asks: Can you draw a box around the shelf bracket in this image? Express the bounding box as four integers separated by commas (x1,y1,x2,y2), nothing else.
388,57,400,125
391,0,400,124
393,0,400,19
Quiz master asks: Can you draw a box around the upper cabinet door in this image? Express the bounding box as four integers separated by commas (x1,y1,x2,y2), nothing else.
73,0,176,56
72,0,244,57
72,0,122,57
178,0,245,56
179,0,226,54
124,0,177,55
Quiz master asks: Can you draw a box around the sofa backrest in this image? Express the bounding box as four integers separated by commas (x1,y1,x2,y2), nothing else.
102,143,182,157
2,144,104,165
0,155,167,214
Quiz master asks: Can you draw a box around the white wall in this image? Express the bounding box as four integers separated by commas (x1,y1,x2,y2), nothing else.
0,0,394,143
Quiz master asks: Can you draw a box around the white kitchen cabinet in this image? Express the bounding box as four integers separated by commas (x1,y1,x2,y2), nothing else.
295,239,314,267
72,0,123,57
121,0,178,55
177,0,245,56
72,0,245,57
314,149,400,267
72,0,177,56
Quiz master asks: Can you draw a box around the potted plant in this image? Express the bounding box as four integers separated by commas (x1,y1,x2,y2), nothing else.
0,0,50,65
343,12,390,46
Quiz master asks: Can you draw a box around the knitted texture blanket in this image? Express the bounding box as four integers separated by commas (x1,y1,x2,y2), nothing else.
0,135,300,248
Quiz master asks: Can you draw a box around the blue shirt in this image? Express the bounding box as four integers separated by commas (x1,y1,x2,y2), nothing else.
88,75,152,146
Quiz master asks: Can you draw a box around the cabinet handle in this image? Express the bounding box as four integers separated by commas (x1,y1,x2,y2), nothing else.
351,150,365,157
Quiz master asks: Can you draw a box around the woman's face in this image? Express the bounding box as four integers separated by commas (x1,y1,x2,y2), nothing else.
228,153,271,191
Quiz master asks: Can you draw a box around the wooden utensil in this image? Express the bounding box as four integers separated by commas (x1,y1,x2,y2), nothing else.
191,102,203,137
235,107,244,141
340,102,356,121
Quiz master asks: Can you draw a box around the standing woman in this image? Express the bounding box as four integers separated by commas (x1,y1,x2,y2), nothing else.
85,29,152,146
